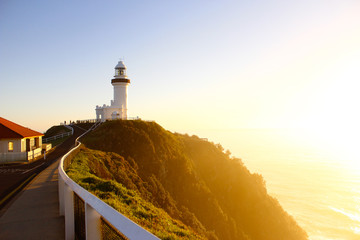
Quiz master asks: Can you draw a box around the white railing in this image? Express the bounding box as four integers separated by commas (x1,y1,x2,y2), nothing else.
43,131,72,143
0,147,43,163
73,117,153,124
58,124,159,240
27,147,42,160
42,143,52,152
64,125,74,135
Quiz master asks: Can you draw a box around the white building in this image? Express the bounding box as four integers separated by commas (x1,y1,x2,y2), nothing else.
0,117,44,162
96,60,131,122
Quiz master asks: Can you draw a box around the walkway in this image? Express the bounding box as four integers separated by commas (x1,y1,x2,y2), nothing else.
0,158,64,239
0,125,88,240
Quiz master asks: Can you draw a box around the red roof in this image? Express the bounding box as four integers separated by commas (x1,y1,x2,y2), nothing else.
0,117,44,139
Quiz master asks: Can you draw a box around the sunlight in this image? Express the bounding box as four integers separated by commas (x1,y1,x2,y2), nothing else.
281,48,360,175
293,127,360,175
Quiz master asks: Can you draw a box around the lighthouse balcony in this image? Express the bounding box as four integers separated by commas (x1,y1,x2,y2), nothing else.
111,78,130,84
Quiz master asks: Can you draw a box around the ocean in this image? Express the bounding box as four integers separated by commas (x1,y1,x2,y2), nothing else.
193,128,360,240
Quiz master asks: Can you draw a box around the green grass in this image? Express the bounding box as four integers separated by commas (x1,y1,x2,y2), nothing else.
67,147,206,240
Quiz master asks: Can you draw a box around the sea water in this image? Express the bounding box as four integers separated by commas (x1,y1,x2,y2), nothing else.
193,128,360,240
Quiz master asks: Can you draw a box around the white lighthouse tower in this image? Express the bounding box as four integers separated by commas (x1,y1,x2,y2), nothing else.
95,60,131,122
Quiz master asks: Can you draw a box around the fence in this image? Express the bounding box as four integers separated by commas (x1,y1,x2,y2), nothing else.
27,147,42,161
58,123,159,240
0,152,27,163
0,147,43,163
42,143,52,152
64,125,74,134
73,119,99,124
70,117,154,125
43,131,73,143
59,117,152,126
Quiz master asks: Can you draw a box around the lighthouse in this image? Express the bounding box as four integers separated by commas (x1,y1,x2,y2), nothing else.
96,60,131,122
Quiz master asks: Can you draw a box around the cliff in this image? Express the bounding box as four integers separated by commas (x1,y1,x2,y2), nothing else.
67,120,308,240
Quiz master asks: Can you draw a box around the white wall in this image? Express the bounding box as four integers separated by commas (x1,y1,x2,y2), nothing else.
0,138,26,162
0,136,43,162
113,82,128,109
0,136,44,152
0,152,27,163
0,139,22,153
96,107,126,122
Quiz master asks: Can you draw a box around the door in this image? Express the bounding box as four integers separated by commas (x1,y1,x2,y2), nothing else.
26,139,30,151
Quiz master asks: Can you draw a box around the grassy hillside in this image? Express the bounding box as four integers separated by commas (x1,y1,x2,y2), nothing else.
70,120,307,240
44,125,71,138
67,147,206,239
44,125,72,147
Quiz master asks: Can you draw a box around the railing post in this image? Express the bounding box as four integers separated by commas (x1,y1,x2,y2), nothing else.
59,177,65,216
86,203,102,240
64,184,75,240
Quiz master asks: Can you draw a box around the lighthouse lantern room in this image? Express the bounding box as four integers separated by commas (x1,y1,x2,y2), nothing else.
96,60,131,122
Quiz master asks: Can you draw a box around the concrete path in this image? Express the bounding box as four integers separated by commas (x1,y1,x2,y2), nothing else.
0,158,64,239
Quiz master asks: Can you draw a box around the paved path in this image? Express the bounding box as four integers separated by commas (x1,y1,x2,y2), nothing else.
0,124,90,240
0,158,64,239
0,131,78,208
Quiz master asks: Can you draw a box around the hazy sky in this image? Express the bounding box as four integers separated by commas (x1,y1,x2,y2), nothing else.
1,0,360,133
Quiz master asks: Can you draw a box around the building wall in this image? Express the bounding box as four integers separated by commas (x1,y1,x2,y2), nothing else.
0,136,43,162
0,139,22,153
96,107,126,122
0,136,42,153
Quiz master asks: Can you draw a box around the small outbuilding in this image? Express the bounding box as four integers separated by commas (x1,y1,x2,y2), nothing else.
0,117,44,163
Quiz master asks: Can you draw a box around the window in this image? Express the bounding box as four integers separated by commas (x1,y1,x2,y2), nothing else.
120,70,124,75
8,141,14,152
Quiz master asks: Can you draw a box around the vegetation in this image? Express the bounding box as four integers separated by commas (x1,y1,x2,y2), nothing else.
44,125,71,138
69,120,307,240
48,136,71,147
44,125,72,146
67,147,206,239
75,122,97,131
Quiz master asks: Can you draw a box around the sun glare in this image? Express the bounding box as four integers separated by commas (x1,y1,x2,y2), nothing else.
294,126,360,175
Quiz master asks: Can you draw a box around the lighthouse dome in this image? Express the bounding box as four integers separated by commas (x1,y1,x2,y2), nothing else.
113,59,130,82
115,60,126,69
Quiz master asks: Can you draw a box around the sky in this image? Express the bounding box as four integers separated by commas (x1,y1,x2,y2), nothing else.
1,0,360,134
